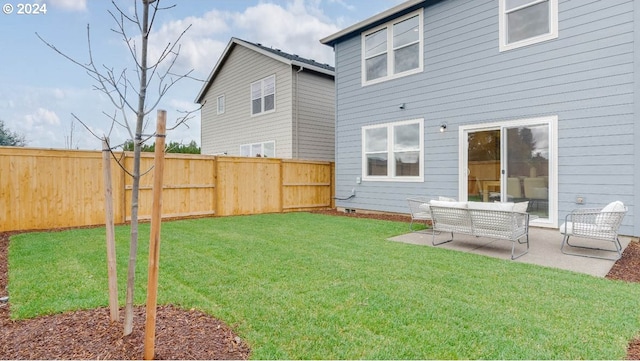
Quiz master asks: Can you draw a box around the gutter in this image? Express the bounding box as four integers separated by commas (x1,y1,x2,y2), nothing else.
320,0,425,46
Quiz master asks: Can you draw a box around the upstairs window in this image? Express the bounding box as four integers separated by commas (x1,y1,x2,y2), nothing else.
251,75,275,115
362,10,423,86
217,95,225,115
362,119,424,182
499,0,558,51
240,141,275,157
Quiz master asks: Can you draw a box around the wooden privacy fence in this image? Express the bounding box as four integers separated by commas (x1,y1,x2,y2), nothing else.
0,147,335,232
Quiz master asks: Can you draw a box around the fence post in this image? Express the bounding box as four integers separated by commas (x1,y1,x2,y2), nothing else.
121,151,128,224
143,110,167,360
102,137,119,322
279,160,284,213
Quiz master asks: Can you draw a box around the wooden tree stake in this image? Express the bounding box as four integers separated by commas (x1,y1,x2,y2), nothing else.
102,137,119,322
143,110,167,360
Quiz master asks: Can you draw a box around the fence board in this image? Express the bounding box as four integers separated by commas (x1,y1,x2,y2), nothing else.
215,157,283,216
282,159,333,212
0,147,124,230
123,153,217,221
0,147,334,232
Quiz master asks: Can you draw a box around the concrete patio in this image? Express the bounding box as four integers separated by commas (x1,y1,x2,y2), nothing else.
389,227,635,277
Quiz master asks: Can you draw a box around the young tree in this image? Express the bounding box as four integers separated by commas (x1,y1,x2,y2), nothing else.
0,120,27,146
38,0,199,336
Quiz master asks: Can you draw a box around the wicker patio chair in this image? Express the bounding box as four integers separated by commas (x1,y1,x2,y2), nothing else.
560,201,627,260
406,197,432,232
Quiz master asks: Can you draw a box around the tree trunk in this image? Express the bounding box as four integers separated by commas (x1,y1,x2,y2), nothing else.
123,0,151,337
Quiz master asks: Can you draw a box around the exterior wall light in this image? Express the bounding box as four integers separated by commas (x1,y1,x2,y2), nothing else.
440,123,447,133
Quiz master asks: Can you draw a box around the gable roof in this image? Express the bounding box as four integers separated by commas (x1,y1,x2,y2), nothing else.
320,0,426,47
195,37,335,104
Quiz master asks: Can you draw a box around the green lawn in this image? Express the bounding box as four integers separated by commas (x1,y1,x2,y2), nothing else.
8,213,640,359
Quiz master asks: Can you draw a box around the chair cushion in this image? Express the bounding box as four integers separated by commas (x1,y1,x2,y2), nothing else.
429,200,467,209
438,196,456,202
595,201,625,227
418,203,430,211
513,201,529,213
467,201,514,212
601,201,625,213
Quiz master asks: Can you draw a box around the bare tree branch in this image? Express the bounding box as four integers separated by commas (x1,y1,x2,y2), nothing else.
71,113,102,140
167,102,204,131
39,2,200,337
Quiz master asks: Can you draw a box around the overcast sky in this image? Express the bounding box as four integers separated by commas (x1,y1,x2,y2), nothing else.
0,0,404,150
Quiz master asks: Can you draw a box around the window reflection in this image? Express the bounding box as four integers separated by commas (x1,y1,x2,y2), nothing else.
365,28,387,57
393,16,419,48
506,124,549,218
363,119,423,180
363,11,422,83
507,1,549,44
365,127,388,152
366,54,387,81
395,151,419,176
394,122,419,150
367,154,388,176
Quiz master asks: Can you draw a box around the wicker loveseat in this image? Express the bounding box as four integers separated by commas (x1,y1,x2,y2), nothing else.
427,200,531,260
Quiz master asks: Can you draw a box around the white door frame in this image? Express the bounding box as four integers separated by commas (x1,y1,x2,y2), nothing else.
458,115,558,228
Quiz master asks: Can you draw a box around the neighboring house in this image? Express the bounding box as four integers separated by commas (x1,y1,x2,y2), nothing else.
321,0,639,236
196,37,335,161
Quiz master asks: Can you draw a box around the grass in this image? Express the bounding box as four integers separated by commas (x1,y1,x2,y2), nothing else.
8,212,640,359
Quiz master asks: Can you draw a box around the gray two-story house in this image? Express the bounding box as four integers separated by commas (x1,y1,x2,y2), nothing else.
321,0,639,236
196,37,335,161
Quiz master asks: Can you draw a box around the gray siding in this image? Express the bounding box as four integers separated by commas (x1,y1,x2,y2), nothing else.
293,70,335,161
332,0,638,235
201,45,293,157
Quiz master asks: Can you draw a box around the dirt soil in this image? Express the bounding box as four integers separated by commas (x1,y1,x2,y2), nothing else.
1,210,639,359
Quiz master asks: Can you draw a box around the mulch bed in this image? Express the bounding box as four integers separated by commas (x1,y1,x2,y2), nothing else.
1,210,639,359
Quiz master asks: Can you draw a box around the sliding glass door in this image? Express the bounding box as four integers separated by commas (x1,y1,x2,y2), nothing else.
467,130,501,203
461,116,556,225
505,124,550,218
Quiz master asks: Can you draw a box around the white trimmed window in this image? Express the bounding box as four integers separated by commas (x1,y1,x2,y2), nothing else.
499,0,558,52
240,141,275,157
361,10,423,86
362,119,424,181
251,75,276,115
217,95,225,115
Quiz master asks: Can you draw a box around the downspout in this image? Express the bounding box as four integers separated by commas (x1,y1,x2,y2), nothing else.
634,0,640,237
295,66,304,158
